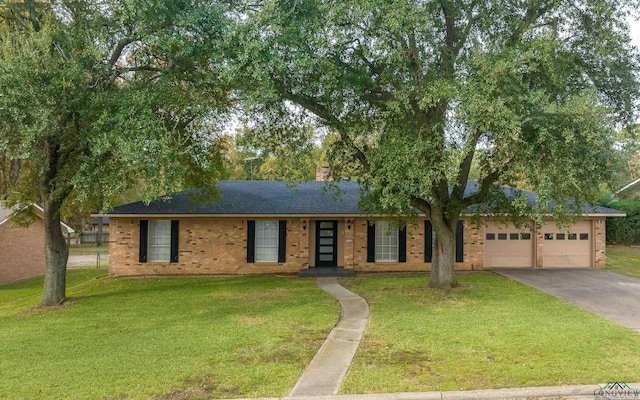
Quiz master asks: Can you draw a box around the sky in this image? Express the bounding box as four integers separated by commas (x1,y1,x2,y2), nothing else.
630,16,640,49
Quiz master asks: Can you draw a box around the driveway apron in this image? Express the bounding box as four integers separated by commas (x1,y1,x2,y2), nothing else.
288,277,370,397
493,268,640,333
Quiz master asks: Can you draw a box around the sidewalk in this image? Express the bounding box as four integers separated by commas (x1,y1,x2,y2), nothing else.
288,277,370,397
228,382,640,400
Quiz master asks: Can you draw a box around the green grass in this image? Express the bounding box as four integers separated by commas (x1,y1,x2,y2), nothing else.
0,272,338,399
606,245,640,278
339,272,640,394
4,245,640,398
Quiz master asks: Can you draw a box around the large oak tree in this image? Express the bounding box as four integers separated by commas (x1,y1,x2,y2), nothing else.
234,0,640,288
0,0,231,305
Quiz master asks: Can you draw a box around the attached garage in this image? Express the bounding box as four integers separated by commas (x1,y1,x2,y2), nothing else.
484,220,598,269
541,221,593,268
484,221,535,268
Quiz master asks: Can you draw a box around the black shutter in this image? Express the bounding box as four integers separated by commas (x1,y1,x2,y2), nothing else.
139,220,148,263
278,220,287,263
455,220,464,263
170,220,179,263
247,220,255,263
367,222,375,262
425,221,433,262
399,225,407,262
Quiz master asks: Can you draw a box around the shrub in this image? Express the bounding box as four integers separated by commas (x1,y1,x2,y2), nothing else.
604,198,640,244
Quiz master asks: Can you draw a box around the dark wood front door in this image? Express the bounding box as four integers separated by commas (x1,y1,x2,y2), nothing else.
315,221,338,267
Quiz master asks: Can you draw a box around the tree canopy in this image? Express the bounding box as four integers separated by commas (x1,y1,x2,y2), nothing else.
0,0,232,305
234,0,640,288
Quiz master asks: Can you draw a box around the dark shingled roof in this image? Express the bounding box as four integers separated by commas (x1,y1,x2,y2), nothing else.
108,180,625,216
110,181,362,215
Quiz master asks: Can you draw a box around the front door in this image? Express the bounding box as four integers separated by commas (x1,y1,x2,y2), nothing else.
315,221,338,267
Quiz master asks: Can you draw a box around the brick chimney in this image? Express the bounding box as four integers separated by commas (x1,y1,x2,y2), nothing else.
316,166,331,182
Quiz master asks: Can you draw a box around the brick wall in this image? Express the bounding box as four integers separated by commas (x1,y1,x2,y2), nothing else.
109,215,609,277
109,217,309,276
349,217,483,272
0,220,46,285
594,217,606,268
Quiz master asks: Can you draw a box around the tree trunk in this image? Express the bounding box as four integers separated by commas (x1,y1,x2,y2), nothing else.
39,198,69,306
9,158,22,187
429,215,458,290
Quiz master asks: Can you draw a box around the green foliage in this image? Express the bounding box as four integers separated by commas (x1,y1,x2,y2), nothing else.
233,0,640,287
0,0,232,208
0,0,233,303
226,130,325,181
604,198,640,244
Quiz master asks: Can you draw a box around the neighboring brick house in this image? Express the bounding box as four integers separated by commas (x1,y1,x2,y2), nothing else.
0,204,74,285
104,181,623,277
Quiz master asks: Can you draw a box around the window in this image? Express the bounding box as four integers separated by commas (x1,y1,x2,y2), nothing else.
568,233,577,240
544,233,553,240
498,233,507,240
509,233,519,240
140,220,178,263
375,221,398,262
255,221,279,262
148,220,171,262
556,233,566,240
580,233,589,240
521,233,531,240
486,233,496,240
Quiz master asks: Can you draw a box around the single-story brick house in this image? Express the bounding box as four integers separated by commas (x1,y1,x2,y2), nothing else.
103,180,623,277
0,204,75,285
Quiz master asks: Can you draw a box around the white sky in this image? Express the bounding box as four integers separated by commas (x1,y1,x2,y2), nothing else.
630,16,640,49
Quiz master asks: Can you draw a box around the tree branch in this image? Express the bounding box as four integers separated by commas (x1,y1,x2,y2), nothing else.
451,130,482,202
460,166,504,207
107,38,134,70
508,5,548,45
438,0,456,79
271,79,371,172
410,195,432,219
24,0,40,32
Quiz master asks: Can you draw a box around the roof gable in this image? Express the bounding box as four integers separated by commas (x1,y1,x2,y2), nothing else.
0,203,75,233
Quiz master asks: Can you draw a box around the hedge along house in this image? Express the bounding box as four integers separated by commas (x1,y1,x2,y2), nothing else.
103,180,623,277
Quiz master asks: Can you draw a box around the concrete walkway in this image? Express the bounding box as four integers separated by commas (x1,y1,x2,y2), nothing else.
288,277,370,397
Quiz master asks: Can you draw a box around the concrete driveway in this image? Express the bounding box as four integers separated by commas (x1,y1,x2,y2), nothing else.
492,268,640,333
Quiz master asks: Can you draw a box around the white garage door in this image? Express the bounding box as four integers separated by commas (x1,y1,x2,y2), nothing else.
484,222,535,268
542,221,592,268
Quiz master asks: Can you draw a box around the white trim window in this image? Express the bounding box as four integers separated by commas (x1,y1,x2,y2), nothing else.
148,220,171,262
375,220,398,262
255,220,279,262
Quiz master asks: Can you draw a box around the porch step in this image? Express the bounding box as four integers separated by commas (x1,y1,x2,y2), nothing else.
298,267,356,277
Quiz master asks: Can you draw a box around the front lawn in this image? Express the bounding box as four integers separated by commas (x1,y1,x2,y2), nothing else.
606,245,640,278
339,273,640,394
0,272,338,400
